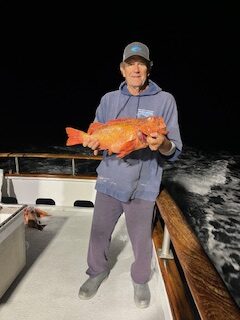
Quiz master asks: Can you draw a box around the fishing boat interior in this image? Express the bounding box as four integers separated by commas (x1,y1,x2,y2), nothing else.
0,152,239,320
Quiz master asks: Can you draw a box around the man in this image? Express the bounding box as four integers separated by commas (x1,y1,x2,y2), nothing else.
79,41,182,308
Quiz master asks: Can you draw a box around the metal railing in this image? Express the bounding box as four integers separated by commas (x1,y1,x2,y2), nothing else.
0,152,102,176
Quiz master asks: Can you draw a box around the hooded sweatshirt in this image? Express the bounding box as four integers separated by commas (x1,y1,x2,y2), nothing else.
94,80,182,202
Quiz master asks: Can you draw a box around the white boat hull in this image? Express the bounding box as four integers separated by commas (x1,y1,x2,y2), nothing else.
2,175,97,206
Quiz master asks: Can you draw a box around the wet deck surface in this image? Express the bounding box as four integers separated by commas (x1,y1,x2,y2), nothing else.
0,206,171,320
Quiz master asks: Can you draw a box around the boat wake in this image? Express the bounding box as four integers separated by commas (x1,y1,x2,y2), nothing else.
163,147,240,308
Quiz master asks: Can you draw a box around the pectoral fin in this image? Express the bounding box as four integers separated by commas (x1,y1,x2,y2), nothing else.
117,140,137,158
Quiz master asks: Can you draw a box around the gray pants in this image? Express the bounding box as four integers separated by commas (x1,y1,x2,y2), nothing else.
86,192,155,284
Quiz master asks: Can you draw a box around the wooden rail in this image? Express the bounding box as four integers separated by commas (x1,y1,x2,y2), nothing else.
0,152,103,160
4,173,97,179
0,152,102,175
155,189,240,320
152,218,196,320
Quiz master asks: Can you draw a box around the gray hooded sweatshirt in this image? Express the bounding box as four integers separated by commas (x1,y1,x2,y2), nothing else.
94,80,182,202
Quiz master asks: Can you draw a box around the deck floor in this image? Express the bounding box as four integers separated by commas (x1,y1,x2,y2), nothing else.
0,206,172,320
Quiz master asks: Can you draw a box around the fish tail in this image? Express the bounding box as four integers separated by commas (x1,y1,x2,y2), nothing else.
35,208,51,217
65,127,88,146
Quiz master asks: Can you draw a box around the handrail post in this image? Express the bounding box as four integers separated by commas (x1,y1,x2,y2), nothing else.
72,158,75,175
14,157,19,174
158,225,174,259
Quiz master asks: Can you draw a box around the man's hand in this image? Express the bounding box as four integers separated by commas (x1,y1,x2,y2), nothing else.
147,132,166,151
147,133,173,154
83,136,100,156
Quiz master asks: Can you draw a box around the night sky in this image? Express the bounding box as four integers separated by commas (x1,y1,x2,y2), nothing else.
1,2,239,153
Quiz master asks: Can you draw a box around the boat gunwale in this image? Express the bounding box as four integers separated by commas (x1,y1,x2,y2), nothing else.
155,189,240,320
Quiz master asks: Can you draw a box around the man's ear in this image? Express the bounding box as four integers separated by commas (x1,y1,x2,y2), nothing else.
147,61,153,76
148,61,153,73
120,62,125,77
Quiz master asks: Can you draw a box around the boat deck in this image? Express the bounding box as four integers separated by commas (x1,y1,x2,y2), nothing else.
2,152,239,319
0,205,172,320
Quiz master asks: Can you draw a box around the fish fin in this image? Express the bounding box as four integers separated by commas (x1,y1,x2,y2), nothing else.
65,127,88,146
35,208,51,218
87,122,104,134
106,118,130,124
117,140,137,158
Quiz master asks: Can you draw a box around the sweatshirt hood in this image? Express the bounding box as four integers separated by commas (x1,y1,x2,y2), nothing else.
119,79,162,97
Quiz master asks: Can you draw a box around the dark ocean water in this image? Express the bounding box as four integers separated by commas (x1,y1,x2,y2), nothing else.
162,146,240,309
0,144,239,309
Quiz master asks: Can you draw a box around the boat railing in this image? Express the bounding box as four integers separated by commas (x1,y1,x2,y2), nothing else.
0,152,102,176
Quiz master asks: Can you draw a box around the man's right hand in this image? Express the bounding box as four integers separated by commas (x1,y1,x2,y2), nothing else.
83,136,100,156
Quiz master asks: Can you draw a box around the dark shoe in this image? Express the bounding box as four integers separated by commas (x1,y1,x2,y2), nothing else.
133,281,151,308
78,270,109,300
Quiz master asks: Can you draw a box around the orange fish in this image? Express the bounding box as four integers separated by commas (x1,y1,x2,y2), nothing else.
23,206,51,230
66,116,168,158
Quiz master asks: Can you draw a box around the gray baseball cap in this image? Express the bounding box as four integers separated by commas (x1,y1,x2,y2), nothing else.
123,42,150,62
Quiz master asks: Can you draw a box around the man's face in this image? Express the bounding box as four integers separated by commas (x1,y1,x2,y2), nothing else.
121,56,149,89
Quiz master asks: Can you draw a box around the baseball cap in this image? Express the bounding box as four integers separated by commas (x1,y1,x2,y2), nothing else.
123,42,150,62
